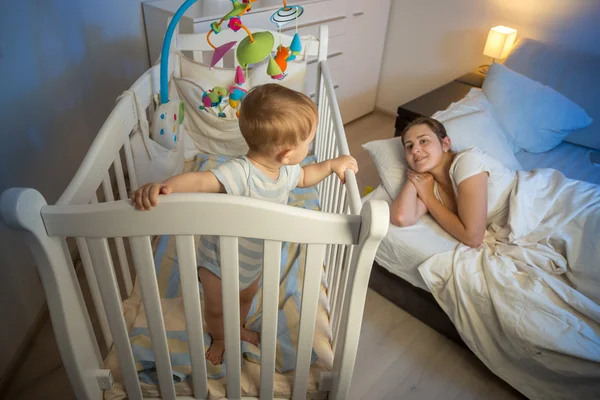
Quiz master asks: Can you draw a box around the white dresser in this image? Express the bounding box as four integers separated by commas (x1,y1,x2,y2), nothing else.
142,0,390,123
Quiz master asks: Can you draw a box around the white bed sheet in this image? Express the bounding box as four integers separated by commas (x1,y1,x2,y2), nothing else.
516,142,600,185
362,186,458,291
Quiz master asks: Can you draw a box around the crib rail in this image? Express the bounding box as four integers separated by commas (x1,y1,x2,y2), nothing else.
53,58,171,352
313,57,364,352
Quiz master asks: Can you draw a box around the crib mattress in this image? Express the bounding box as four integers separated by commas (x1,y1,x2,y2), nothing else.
103,237,332,400
104,157,333,399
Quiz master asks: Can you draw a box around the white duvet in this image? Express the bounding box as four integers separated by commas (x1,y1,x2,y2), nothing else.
418,168,600,400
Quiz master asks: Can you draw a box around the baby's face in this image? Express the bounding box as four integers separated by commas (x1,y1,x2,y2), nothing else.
286,121,317,165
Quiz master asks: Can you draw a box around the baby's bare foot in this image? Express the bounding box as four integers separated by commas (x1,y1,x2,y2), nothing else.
206,339,225,365
241,327,260,346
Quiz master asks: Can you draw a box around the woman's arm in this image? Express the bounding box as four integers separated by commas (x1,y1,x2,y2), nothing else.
390,180,428,227
411,172,488,248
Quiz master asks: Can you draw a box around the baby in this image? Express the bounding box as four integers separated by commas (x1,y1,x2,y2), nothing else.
131,83,358,365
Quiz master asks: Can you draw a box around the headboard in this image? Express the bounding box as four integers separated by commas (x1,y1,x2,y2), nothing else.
504,38,600,150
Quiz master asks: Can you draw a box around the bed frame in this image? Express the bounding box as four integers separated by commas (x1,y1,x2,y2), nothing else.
0,26,389,400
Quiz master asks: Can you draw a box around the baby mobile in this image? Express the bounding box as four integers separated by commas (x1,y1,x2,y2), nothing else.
152,0,305,149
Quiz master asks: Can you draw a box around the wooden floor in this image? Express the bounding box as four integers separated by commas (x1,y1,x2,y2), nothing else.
2,112,522,400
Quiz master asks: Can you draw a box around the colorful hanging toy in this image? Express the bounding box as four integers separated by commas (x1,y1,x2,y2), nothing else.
200,87,228,118
153,0,304,141
229,66,248,117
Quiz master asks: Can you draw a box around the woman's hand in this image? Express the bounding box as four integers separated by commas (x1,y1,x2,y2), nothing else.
406,170,434,202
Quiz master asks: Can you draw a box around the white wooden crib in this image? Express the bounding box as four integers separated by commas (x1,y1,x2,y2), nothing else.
0,26,388,400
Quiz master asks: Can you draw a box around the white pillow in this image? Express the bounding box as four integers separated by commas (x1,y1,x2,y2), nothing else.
175,50,310,157
482,62,593,153
362,136,408,199
439,90,522,171
432,92,483,121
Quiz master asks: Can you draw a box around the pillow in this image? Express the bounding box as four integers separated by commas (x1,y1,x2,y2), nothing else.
362,136,408,199
432,89,484,122
504,38,600,150
482,62,593,153
175,45,311,158
439,89,522,171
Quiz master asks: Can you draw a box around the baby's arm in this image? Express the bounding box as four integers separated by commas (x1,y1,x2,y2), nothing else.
297,155,358,188
131,171,225,210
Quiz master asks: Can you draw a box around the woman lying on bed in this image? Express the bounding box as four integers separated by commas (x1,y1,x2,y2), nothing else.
390,117,516,248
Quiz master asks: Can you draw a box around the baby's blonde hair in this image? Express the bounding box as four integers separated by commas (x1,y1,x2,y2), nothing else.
239,83,318,155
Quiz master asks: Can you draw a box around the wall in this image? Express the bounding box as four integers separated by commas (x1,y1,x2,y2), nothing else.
0,0,149,380
376,0,600,114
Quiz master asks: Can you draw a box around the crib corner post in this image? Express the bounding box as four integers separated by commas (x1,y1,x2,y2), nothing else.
330,200,389,400
0,188,103,400
315,25,329,106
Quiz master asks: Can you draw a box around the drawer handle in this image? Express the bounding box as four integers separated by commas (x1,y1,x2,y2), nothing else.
352,11,364,17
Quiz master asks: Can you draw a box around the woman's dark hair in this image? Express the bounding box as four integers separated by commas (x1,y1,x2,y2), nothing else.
400,116,447,144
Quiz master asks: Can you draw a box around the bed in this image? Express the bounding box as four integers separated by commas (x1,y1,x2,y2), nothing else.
364,37,600,399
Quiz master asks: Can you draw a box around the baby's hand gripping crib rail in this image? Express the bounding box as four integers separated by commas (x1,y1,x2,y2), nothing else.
0,26,389,400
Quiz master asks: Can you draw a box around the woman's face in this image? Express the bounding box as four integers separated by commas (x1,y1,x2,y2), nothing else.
403,124,449,172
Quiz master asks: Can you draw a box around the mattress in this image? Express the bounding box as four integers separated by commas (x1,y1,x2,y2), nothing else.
103,262,333,400
363,186,458,291
515,142,600,185
104,158,332,399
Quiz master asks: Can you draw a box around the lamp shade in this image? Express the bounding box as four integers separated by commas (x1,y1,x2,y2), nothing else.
483,26,518,59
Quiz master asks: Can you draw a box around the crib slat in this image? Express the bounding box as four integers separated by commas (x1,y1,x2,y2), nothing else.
192,51,203,63
113,155,128,201
123,134,139,190
327,180,345,290
317,90,329,198
175,235,209,399
130,236,176,400
220,236,242,399
76,237,113,349
292,244,325,400
333,246,354,353
260,240,281,400
321,96,333,206
103,174,133,295
329,245,346,319
87,238,143,400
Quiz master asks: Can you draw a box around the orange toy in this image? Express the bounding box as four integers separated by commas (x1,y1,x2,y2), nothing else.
274,45,289,72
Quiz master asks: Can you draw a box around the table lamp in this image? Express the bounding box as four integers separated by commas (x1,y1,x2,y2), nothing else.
479,25,517,74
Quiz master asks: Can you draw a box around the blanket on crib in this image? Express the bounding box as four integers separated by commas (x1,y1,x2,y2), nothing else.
129,153,323,384
418,168,600,400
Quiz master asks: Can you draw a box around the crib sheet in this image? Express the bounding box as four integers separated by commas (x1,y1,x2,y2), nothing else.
103,156,333,399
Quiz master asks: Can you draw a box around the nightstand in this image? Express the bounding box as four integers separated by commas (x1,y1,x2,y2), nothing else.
455,68,487,88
